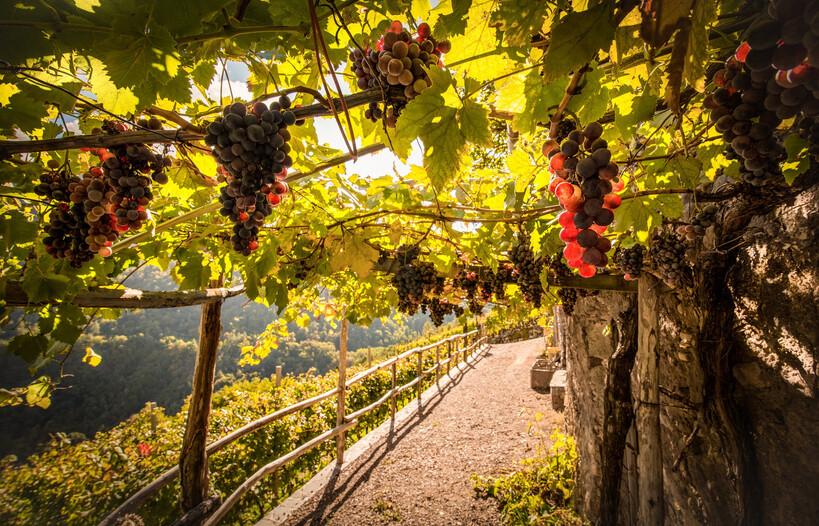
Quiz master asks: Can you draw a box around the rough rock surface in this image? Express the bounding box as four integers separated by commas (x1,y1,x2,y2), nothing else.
562,182,819,525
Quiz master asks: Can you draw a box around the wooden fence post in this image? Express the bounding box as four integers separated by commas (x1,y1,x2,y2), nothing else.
275,365,282,387
179,275,225,514
417,350,423,402
447,340,452,375
390,361,397,419
336,315,349,464
635,275,663,525
367,348,372,367
435,345,441,384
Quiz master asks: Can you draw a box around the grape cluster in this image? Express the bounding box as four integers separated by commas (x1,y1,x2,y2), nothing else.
205,96,300,254
453,270,484,314
614,244,645,280
488,264,512,301
34,162,79,201
508,231,544,307
677,204,719,240
44,170,118,265
545,122,622,278
93,121,171,231
649,233,688,286
351,21,450,128
390,247,439,314
424,298,464,327
41,122,170,266
706,2,819,186
554,118,577,142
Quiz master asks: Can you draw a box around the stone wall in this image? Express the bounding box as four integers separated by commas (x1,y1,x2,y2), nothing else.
562,182,819,525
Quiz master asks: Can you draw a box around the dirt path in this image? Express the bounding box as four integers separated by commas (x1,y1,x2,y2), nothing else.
278,338,563,526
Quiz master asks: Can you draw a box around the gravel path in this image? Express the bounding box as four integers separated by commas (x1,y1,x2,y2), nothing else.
279,338,563,526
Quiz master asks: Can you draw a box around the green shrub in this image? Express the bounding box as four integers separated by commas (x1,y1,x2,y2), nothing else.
472,428,585,526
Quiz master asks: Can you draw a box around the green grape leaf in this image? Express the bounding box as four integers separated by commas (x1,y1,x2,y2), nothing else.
512,69,567,134
612,90,658,137
458,99,492,147
421,106,466,189
489,0,550,47
435,0,472,37
25,376,54,409
685,0,717,92
100,24,181,104
7,334,49,364
782,133,811,185
566,66,610,124
542,1,616,82
21,272,70,304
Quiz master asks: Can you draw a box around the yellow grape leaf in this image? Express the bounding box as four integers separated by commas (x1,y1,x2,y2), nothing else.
82,347,102,367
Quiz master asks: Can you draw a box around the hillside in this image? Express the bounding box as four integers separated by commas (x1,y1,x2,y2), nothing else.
0,267,435,459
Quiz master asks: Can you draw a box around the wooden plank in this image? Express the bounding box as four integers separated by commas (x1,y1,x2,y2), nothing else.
2,281,245,309
336,317,349,463
635,275,664,525
548,273,638,293
180,275,225,513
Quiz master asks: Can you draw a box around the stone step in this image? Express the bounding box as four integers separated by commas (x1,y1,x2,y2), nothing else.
550,369,567,411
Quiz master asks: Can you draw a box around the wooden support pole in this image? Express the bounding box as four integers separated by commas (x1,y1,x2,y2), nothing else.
275,366,282,387
390,361,397,420
368,348,372,367
635,275,664,525
336,315,349,463
179,275,225,514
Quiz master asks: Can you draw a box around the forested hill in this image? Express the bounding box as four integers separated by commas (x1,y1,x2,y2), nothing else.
0,267,433,459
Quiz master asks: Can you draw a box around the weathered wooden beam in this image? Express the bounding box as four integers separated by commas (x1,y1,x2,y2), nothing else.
180,276,225,515
0,89,389,157
2,281,244,308
548,273,639,293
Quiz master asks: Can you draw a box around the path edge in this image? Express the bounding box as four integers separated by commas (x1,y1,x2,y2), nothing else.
256,343,491,526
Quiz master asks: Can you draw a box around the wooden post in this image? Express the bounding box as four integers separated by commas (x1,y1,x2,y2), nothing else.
275,365,282,387
179,275,225,513
635,275,663,525
336,315,349,464
367,348,372,367
446,340,452,375
146,402,157,436
417,350,423,402
435,345,441,384
390,361,397,419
